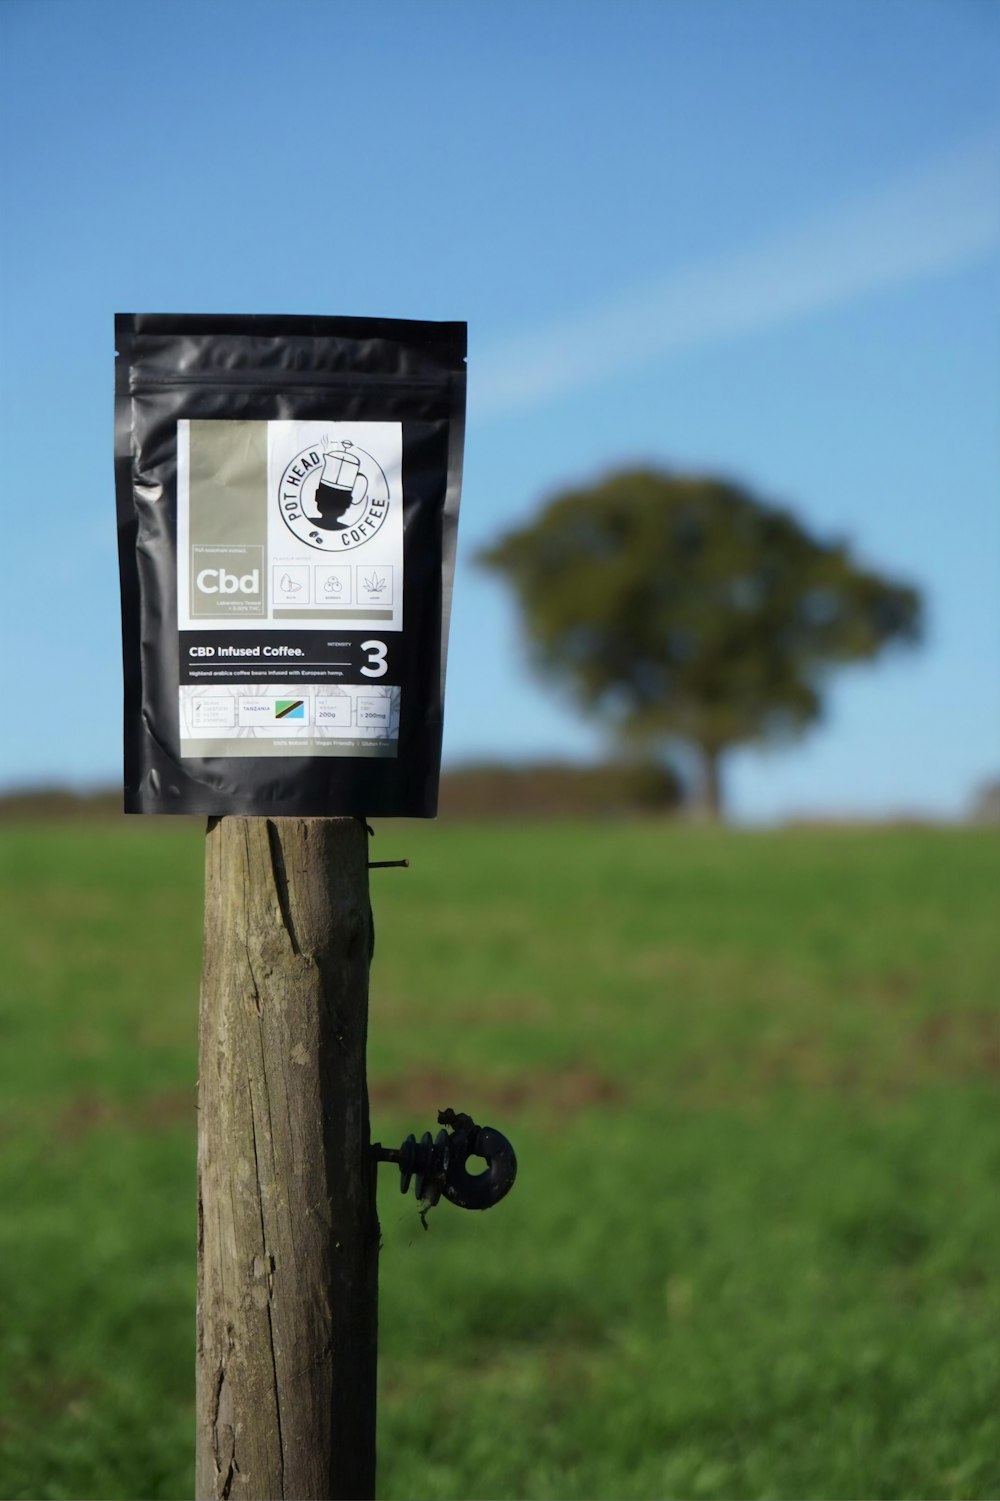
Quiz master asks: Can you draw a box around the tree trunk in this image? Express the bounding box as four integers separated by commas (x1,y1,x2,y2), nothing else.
196,816,379,1501
701,745,724,821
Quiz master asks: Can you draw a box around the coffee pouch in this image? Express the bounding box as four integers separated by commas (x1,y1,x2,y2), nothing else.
115,313,466,816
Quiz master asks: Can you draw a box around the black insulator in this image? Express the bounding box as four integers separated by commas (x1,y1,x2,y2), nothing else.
373,1109,517,1212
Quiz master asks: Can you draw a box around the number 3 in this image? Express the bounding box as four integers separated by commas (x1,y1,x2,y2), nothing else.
360,640,388,678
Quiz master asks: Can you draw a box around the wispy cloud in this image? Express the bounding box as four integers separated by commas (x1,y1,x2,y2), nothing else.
474,130,999,422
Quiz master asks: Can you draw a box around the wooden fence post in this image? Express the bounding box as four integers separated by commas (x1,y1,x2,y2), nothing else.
196,816,378,1501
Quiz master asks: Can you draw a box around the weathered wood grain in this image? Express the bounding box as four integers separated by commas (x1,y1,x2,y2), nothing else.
196,817,378,1501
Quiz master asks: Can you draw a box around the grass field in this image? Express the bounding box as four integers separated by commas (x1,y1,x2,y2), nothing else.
1,820,998,1500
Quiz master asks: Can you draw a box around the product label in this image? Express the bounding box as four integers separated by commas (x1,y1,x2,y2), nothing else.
176,420,403,758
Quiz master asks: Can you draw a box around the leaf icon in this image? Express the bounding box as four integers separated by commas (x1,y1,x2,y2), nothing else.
364,572,386,594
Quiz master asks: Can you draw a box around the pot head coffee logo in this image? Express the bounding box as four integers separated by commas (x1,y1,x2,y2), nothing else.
279,439,390,551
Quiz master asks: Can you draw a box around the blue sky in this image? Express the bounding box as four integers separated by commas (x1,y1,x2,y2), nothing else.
1,0,997,819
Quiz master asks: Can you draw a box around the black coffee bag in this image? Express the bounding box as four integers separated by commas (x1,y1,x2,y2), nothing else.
115,314,466,816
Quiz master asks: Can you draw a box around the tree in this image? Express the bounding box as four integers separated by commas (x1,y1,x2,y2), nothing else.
477,468,922,819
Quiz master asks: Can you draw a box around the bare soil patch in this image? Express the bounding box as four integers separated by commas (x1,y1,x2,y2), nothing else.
370,1064,627,1119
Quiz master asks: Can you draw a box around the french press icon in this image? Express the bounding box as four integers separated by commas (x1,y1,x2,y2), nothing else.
315,442,368,529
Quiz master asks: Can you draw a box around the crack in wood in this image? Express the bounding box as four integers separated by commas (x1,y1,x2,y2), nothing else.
265,820,302,956
239,827,264,1016
266,1299,286,1496
211,1361,237,1500
219,1457,236,1501
247,1074,285,1492
210,1363,225,1469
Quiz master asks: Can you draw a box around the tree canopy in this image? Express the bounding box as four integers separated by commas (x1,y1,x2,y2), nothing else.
478,468,922,817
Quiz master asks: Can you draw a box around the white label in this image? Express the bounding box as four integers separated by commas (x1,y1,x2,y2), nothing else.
357,696,391,730
177,419,404,635
190,695,236,729
316,696,353,726
176,419,404,760
266,420,403,632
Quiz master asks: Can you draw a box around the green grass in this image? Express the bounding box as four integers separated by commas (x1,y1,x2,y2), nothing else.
0,821,998,1499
